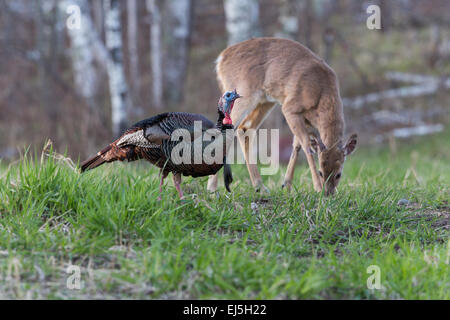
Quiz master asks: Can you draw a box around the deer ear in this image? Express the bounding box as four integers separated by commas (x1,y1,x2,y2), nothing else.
310,136,326,154
343,134,357,156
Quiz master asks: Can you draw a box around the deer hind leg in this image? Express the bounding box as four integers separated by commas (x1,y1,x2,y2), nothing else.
281,105,322,192
236,102,275,192
282,135,302,191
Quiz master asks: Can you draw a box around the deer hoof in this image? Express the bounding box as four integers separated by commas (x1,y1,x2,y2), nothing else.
207,177,218,193
282,181,292,191
255,183,269,194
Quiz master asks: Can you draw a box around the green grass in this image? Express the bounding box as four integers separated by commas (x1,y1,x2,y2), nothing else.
0,131,449,299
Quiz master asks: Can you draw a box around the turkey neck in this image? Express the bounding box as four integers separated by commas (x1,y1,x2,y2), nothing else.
216,109,234,131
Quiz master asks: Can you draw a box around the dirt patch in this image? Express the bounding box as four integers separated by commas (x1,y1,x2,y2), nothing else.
418,209,450,230
405,202,450,231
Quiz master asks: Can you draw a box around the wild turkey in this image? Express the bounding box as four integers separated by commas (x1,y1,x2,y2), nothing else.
80,90,241,199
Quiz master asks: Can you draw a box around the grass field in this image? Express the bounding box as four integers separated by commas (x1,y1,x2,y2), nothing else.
0,130,449,299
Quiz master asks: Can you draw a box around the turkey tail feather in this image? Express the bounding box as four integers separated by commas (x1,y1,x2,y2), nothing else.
223,161,233,192
80,145,111,172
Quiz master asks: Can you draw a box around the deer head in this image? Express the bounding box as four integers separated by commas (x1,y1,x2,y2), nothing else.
312,134,358,196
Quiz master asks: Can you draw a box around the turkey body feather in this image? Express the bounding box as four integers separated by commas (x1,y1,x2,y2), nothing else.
81,90,241,198
80,111,234,195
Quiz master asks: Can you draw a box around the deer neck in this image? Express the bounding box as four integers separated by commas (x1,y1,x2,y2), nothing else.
320,104,345,149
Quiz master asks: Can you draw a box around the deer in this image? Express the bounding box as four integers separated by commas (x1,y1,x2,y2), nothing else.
207,37,357,196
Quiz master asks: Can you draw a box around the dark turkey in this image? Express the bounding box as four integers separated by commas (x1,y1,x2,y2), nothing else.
80,90,241,199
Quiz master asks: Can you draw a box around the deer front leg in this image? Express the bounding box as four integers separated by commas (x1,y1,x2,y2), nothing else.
282,109,323,192
207,173,219,192
304,147,322,192
282,135,302,191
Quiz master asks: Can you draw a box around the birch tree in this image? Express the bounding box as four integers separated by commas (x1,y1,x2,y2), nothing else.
104,0,130,136
164,0,192,105
59,0,101,106
224,0,260,45
146,0,163,109
127,0,139,93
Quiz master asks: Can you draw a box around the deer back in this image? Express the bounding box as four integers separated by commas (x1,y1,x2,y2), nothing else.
216,37,343,139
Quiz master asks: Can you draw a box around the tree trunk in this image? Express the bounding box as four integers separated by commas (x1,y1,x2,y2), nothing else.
92,0,105,39
276,0,299,40
299,0,314,51
60,0,110,75
60,0,99,105
343,74,450,110
164,0,192,105
379,0,392,32
323,27,335,64
127,0,139,95
35,0,57,137
104,0,130,137
146,0,163,109
223,0,260,46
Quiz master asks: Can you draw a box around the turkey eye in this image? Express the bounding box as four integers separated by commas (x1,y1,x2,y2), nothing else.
319,171,323,177
226,93,230,98
335,173,341,180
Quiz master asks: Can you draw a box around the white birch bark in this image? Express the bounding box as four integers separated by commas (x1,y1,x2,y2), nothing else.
391,124,444,138
343,74,450,109
127,0,139,91
224,0,260,46
104,0,129,136
59,0,100,103
385,72,442,84
146,0,163,109
165,0,191,104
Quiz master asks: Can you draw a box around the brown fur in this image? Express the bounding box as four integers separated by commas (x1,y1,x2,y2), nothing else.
207,37,357,195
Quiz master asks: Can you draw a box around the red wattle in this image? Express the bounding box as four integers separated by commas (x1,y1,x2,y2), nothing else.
223,116,232,125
